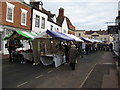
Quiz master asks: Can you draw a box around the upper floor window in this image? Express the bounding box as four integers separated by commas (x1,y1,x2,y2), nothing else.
21,8,28,26
50,25,53,30
41,17,45,29
35,15,40,27
6,2,15,23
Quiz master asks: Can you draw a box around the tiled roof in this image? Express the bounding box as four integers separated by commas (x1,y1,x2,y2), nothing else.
85,30,108,35
56,16,75,30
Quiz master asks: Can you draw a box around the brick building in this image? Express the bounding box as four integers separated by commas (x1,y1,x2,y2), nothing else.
0,1,32,54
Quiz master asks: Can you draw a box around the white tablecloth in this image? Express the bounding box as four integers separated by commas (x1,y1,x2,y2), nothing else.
22,52,33,61
40,54,66,67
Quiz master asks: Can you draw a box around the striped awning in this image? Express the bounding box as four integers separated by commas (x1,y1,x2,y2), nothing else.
3,30,38,40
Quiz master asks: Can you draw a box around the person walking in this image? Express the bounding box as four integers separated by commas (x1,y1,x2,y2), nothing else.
64,44,70,63
68,44,79,70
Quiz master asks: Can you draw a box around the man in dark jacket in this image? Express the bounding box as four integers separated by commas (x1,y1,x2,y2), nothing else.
68,44,79,70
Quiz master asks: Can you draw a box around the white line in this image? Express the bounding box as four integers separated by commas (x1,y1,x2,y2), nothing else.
35,75,43,79
48,70,53,73
79,63,97,88
17,82,28,87
102,63,113,65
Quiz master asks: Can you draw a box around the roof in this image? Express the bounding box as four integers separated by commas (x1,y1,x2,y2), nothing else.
56,16,75,30
85,30,108,35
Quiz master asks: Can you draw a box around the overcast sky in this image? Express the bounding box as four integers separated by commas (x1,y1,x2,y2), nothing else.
39,0,119,30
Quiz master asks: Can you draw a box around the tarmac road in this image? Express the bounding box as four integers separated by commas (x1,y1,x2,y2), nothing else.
2,51,118,88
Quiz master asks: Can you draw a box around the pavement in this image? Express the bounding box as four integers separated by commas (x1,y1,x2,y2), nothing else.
0,53,9,60
81,51,119,88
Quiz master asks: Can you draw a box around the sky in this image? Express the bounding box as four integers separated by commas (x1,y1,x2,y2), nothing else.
38,0,120,31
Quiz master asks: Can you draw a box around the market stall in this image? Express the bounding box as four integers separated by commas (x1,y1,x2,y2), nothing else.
32,30,84,67
32,30,75,67
4,30,38,63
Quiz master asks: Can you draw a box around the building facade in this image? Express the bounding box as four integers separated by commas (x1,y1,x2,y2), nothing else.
30,1,61,33
0,0,75,55
57,8,76,35
75,30,112,44
0,1,32,54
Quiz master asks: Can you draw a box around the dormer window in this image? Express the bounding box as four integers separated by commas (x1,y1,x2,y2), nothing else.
6,2,15,23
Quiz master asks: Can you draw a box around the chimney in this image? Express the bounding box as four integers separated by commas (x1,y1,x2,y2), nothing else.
58,8,64,17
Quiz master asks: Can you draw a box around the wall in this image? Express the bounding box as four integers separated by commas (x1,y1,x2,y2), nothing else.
32,9,47,33
46,21,61,32
2,2,31,30
62,18,68,33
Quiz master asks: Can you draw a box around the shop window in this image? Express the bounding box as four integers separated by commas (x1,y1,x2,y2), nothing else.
21,8,27,26
35,15,40,27
41,17,45,29
6,2,15,23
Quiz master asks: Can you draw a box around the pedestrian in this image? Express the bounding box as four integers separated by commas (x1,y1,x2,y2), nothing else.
7,39,16,62
64,44,70,63
68,44,79,70
109,43,113,52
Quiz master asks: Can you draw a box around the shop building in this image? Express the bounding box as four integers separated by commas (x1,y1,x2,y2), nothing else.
75,30,112,44
0,0,32,54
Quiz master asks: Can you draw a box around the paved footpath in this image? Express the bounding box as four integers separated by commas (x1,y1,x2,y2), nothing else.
81,51,119,88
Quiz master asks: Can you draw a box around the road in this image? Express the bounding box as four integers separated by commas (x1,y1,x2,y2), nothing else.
2,51,117,88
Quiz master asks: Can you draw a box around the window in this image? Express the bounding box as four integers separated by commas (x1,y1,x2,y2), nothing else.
50,25,53,30
64,30,66,33
35,15,40,27
104,38,107,41
79,33,81,36
21,8,27,26
6,2,15,23
41,17,45,29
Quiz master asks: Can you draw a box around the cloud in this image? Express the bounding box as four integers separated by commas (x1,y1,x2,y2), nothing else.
43,0,119,2
43,0,119,30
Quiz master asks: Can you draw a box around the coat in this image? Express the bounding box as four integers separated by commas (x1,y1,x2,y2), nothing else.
68,47,79,63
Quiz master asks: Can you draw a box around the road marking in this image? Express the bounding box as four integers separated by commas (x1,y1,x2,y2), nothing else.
35,75,43,79
102,63,113,65
79,63,97,88
17,82,28,87
48,70,53,73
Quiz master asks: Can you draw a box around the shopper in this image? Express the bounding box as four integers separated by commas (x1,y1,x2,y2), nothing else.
68,44,79,70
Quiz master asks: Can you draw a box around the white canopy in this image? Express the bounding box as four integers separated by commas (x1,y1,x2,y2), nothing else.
64,33,84,42
33,31,47,39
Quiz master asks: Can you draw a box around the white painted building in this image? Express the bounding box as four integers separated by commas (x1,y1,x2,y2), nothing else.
32,9,48,33
61,18,68,33
46,20,61,32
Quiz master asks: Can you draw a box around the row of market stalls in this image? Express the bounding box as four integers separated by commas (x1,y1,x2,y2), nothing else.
4,30,102,67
